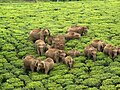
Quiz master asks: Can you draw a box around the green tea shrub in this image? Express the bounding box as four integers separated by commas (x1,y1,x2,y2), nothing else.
47,86,63,90
110,67,120,76
109,61,120,67
74,56,86,63
91,73,115,81
74,78,83,85
0,58,7,63
74,62,85,68
45,82,61,89
3,63,15,70
1,83,14,90
100,85,116,90
49,75,63,81
82,78,101,87
11,68,24,76
31,74,48,81
63,74,75,79
19,75,32,84
78,73,89,80
102,79,113,85
25,81,44,89
88,87,98,90
10,60,23,68
116,84,120,90
2,43,15,51
64,85,88,90
50,69,68,76
69,68,86,76
111,76,120,85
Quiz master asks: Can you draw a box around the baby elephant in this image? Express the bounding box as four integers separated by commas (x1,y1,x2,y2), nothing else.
84,45,97,61
65,32,81,40
29,28,50,42
91,40,106,52
37,58,54,74
23,55,40,72
67,49,80,57
63,56,74,69
103,44,118,60
35,39,47,55
67,25,88,36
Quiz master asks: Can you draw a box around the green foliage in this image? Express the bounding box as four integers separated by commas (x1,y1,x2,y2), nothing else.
0,1,120,90
2,43,15,51
25,81,45,89
19,75,32,84
83,78,101,87
100,85,116,90
65,85,88,90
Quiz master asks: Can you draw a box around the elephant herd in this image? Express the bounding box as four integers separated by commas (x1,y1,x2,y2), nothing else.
23,25,120,74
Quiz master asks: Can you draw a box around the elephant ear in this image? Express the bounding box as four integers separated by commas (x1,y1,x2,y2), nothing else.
34,60,39,67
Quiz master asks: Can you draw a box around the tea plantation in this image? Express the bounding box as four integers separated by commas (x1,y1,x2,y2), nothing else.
0,1,120,90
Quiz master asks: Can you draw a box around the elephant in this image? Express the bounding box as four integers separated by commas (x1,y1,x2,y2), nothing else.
65,32,81,40
36,58,54,74
84,45,97,61
52,35,65,50
67,49,80,57
67,25,88,36
103,44,118,60
63,56,74,69
35,39,47,55
29,28,50,42
23,55,40,72
91,40,106,52
45,48,66,63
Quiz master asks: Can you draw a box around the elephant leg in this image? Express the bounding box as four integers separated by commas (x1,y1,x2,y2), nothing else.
37,47,40,55
30,66,34,72
45,69,49,74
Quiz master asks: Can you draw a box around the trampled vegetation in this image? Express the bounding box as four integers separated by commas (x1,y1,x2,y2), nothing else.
0,1,120,90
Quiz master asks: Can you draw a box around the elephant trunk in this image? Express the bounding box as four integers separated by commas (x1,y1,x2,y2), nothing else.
93,55,96,61
39,46,45,55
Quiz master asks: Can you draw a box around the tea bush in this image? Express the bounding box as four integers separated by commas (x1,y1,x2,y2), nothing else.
0,1,120,90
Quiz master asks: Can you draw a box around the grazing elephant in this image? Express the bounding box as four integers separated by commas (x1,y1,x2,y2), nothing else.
23,55,40,72
84,45,97,61
67,25,88,36
67,49,80,57
65,32,81,40
35,39,47,55
52,35,65,50
29,28,50,42
103,44,118,60
91,40,106,52
37,58,54,74
45,48,66,63
63,56,74,69
45,48,61,63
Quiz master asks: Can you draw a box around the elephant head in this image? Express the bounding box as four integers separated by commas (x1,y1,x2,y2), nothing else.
36,61,45,72
91,49,97,61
